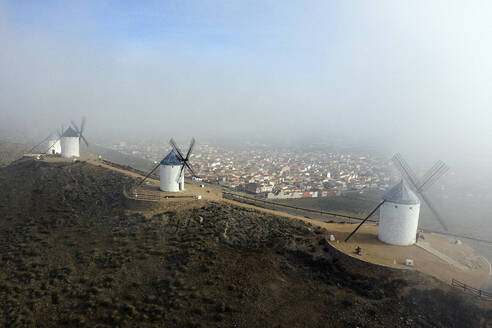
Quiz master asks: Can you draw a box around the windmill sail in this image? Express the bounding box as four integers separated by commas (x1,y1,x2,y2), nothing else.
71,117,89,147
392,154,449,232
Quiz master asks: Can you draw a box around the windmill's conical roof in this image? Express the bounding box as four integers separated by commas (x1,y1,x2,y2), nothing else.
383,180,420,205
62,126,79,138
160,150,183,165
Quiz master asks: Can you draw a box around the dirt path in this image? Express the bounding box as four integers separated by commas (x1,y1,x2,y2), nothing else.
416,240,469,271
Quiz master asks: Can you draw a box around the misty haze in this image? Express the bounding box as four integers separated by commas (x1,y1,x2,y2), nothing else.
1,1,491,327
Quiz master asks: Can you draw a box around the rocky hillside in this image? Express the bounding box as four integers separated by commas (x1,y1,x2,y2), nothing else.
0,158,490,327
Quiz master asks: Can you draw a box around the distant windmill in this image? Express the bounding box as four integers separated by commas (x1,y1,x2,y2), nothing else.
345,153,449,245
25,126,64,155
46,127,63,155
26,134,53,154
61,117,89,158
136,138,199,192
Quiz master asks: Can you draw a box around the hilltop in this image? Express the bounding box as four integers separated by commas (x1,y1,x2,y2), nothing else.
0,157,491,327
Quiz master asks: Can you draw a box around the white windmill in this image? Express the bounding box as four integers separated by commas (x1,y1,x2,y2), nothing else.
136,138,198,192
378,180,421,245
46,129,62,155
25,126,64,155
345,153,449,246
60,117,89,158
159,149,185,192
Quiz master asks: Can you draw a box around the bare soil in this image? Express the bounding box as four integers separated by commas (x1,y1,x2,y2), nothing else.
0,157,491,327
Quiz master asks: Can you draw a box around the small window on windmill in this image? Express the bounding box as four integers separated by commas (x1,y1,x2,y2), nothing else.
394,205,398,208
409,207,413,210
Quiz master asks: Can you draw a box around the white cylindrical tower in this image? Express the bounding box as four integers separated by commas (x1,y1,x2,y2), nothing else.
378,180,420,246
46,134,61,155
159,150,183,192
61,137,79,158
60,127,80,158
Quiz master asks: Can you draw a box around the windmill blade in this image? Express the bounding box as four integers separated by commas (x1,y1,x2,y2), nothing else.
80,134,89,147
345,200,385,242
393,153,420,187
420,192,448,232
71,120,81,133
27,134,51,153
169,138,185,160
418,161,442,189
392,153,420,189
135,162,161,188
418,162,449,193
80,117,86,134
184,161,197,178
184,138,195,160
176,164,185,183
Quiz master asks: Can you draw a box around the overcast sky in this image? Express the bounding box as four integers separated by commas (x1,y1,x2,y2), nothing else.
1,0,492,162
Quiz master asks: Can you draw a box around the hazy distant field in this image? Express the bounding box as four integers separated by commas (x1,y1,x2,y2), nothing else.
276,190,384,218
83,144,155,173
